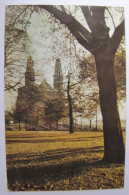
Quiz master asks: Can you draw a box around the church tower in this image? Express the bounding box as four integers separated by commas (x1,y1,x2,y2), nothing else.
54,58,63,90
25,56,35,86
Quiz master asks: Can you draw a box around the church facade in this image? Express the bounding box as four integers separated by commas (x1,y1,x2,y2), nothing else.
15,56,65,130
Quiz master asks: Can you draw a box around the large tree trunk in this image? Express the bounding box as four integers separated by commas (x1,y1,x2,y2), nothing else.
94,42,125,163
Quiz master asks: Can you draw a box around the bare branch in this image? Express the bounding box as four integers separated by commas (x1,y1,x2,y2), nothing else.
4,76,24,91
24,5,36,31
12,5,30,26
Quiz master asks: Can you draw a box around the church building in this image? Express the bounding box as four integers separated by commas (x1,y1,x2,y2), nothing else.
15,56,65,129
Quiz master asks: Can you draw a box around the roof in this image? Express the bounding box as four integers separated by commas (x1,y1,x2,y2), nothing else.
38,79,53,91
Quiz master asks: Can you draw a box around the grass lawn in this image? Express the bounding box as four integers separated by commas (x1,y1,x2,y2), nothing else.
5,130,125,191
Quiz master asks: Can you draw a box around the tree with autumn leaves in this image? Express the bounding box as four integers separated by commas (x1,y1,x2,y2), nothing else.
5,5,126,163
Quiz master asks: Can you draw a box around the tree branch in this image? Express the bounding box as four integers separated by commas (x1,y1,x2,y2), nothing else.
39,5,92,49
39,5,113,53
106,8,115,30
12,5,30,26
111,19,125,53
60,5,66,13
80,6,108,39
4,76,24,91
24,5,36,31
80,6,94,32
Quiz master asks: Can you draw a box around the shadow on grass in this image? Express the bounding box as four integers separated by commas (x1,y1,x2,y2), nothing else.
7,146,106,190
7,146,124,191
7,146,104,165
7,160,104,191
6,136,103,144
